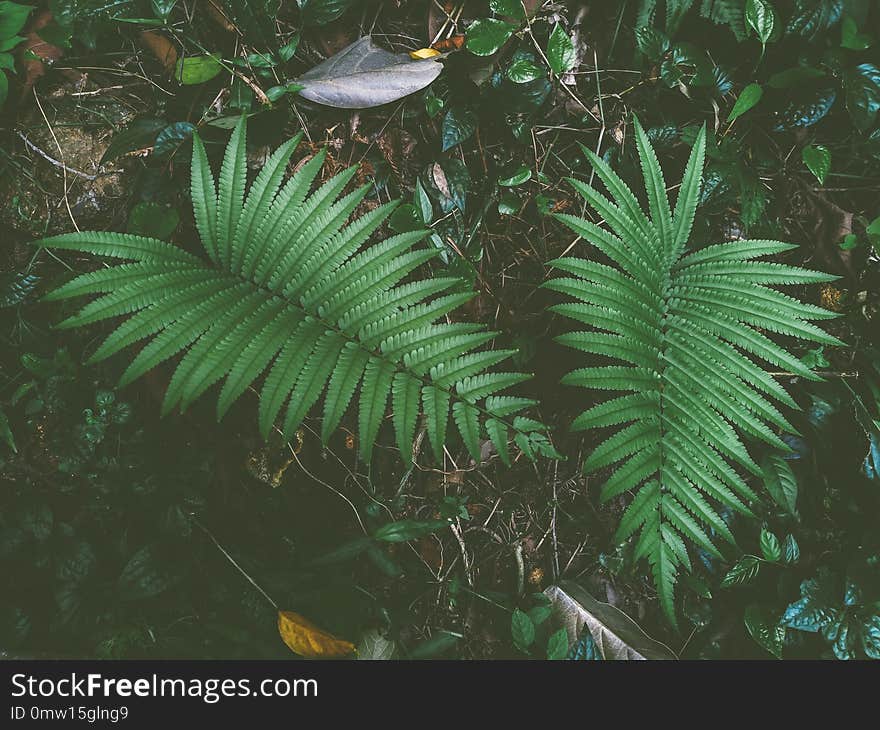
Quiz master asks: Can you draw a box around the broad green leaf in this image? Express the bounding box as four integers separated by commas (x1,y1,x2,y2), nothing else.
0,1,33,39
760,528,782,562
153,121,195,157
465,18,517,57
413,179,432,224
802,144,831,184
744,604,785,658
727,82,763,122
299,0,355,26
745,0,775,44
100,117,167,164
767,66,826,88
127,202,180,240
546,628,569,660
841,15,872,50
441,107,477,152
507,58,544,83
547,24,576,74
783,534,800,563
845,62,880,131
762,453,798,516
175,55,223,85
489,0,524,19
373,519,450,543
388,203,422,234
511,608,536,651
498,165,531,186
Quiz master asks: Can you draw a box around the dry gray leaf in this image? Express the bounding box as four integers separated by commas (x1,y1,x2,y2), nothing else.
296,37,442,109
356,628,399,660
545,581,677,660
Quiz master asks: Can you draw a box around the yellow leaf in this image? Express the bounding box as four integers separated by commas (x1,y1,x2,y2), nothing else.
277,611,356,658
409,48,441,59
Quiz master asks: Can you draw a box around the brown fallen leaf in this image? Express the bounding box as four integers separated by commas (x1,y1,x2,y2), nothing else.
139,30,178,74
277,610,356,658
203,0,236,32
18,10,65,101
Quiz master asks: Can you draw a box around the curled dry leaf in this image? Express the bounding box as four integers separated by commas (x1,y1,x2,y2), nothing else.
545,582,677,660
278,610,356,658
296,36,442,109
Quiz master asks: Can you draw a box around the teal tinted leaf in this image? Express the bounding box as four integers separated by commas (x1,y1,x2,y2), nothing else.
721,555,761,587
772,86,837,129
127,202,180,240
727,83,763,122
0,271,38,307
507,58,544,83
785,0,843,40
153,121,195,157
745,0,775,44
802,144,831,183
744,603,785,658
845,63,880,131
782,569,841,632
511,608,536,650
441,107,477,152
100,117,167,164
862,615,880,659
465,18,517,56
175,55,223,85
760,528,782,562
547,24,576,74
546,628,569,660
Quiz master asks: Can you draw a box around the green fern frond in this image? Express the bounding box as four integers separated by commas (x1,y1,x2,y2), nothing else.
36,117,551,465
546,116,842,626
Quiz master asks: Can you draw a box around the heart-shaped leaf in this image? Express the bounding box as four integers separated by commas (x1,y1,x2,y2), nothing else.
802,143,831,183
